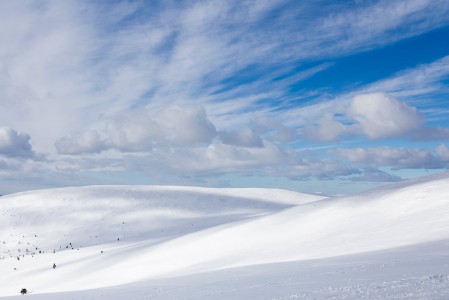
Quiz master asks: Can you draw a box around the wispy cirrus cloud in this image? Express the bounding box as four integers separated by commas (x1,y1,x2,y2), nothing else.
3,1,449,150
277,54,449,131
1,0,449,193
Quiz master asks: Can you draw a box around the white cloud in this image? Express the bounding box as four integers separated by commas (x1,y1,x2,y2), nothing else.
57,105,217,154
302,93,447,141
251,116,297,143
362,55,449,100
311,0,449,56
155,105,217,146
172,142,288,173
347,93,424,139
106,104,217,151
1,0,448,156
1,1,449,192
0,127,35,158
52,141,369,184
435,144,449,161
219,128,263,148
55,131,106,155
348,168,402,182
332,146,443,169
277,54,449,135
303,113,355,142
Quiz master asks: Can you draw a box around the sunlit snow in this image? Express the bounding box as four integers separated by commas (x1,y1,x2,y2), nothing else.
1,174,449,299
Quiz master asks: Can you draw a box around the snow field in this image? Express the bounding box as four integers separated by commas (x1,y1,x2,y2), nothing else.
1,173,449,298
0,185,323,295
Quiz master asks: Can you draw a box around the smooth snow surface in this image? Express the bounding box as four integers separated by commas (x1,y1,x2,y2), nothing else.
3,239,449,299
1,174,449,299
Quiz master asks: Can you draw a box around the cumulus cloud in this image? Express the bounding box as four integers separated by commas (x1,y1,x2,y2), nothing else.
2,1,449,192
55,137,449,189
55,131,106,155
251,116,297,143
155,105,217,146
169,142,289,173
302,93,445,141
347,93,424,139
303,113,355,141
56,105,217,154
0,127,35,158
219,128,263,148
2,0,448,156
58,141,368,183
103,111,164,152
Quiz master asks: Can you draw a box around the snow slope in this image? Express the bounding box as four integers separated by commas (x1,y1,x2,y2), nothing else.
0,186,323,296
0,185,320,251
4,239,449,299
1,173,449,298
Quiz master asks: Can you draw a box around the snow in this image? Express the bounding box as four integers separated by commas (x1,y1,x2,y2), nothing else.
5,239,448,299
1,174,449,299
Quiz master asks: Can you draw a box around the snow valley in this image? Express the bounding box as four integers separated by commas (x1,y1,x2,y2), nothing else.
1,174,449,299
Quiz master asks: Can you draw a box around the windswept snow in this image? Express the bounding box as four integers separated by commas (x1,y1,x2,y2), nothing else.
1,174,449,299
0,186,323,296
0,185,321,251
4,239,449,300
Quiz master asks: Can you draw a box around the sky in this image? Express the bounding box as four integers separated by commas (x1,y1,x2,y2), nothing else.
1,0,449,195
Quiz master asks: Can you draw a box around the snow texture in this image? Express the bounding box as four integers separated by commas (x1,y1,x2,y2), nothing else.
1,173,449,299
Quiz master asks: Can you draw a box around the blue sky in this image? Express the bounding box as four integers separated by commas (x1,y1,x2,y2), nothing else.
1,0,449,195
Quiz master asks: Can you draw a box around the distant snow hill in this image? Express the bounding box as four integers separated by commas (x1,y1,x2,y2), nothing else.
1,174,449,299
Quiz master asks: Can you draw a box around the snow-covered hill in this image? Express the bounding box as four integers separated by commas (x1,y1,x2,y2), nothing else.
1,185,319,253
1,174,449,299
0,186,324,296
